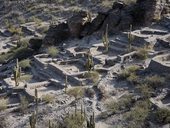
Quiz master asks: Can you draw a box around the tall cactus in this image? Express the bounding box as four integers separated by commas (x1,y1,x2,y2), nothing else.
128,25,134,52
75,104,77,116
85,50,94,71
35,89,38,115
102,24,109,53
64,75,68,93
13,59,21,86
29,112,36,128
81,104,83,121
87,112,95,128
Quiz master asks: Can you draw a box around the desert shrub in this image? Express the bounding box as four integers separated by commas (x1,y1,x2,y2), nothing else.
17,16,26,24
19,59,31,69
124,0,137,5
47,46,58,58
20,96,29,114
98,85,109,100
124,100,150,127
8,25,22,35
127,65,140,72
85,88,95,98
19,74,32,82
145,75,165,89
29,16,42,26
135,47,148,60
127,73,139,84
155,108,170,124
0,52,13,64
137,84,153,98
67,87,84,100
0,98,8,111
106,95,133,113
42,94,55,103
0,116,7,128
17,39,29,47
0,46,33,64
64,112,85,128
83,71,99,84
118,65,140,82
118,70,130,80
37,26,49,34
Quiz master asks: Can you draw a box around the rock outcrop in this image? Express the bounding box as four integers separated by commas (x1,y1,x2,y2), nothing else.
43,23,70,45
67,11,91,37
43,0,170,45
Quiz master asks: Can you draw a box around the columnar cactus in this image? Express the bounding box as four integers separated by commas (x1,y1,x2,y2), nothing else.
29,112,36,128
13,59,21,86
128,25,134,52
64,75,68,93
75,104,77,116
85,50,94,71
35,89,38,115
87,112,95,128
81,104,83,120
102,24,109,53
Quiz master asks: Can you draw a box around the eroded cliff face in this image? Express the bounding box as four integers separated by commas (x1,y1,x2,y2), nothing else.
43,0,170,45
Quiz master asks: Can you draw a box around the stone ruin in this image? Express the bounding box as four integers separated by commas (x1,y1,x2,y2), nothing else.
148,53,170,73
43,0,170,45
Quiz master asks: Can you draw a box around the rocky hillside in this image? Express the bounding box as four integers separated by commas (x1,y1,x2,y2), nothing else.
0,0,170,128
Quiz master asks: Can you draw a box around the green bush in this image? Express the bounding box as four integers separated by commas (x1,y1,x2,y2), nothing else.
145,75,165,89
47,46,58,58
64,112,85,128
83,71,99,84
0,98,8,111
127,73,139,84
0,46,34,64
155,108,170,124
118,65,140,83
118,70,130,80
106,95,133,113
137,84,152,98
42,94,55,103
124,100,150,127
135,47,148,60
8,25,22,35
19,59,31,69
19,74,33,82
67,87,84,100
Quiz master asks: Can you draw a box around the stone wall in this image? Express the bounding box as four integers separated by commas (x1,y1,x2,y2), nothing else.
148,54,170,73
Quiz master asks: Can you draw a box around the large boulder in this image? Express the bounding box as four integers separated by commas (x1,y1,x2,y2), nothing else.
67,11,91,37
29,38,43,50
81,12,107,36
43,23,70,45
134,0,170,24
